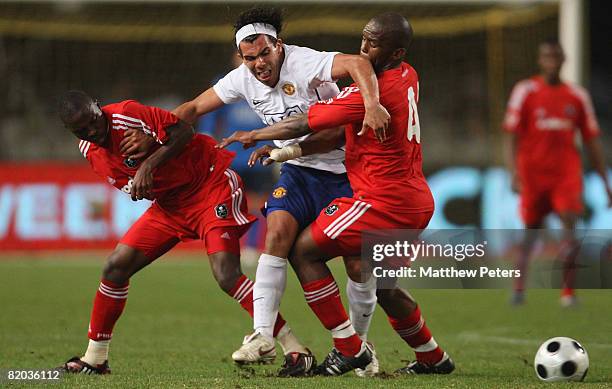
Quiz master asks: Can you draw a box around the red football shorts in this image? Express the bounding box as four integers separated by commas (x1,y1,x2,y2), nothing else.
310,197,433,257
120,168,256,259
520,174,583,225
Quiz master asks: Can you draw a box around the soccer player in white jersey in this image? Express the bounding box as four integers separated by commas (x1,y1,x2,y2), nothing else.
120,7,388,376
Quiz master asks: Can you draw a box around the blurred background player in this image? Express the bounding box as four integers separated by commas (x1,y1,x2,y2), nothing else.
504,39,611,306
120,6,389,376
57,90,297,374
219,13,454,377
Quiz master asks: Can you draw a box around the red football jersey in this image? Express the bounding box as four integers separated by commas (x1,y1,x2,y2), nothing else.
78,100,234,205
307,62,434,212
504,76,600,182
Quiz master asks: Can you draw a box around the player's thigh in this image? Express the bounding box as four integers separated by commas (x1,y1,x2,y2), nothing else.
263,164,335,233
103,244,153,283
310,198,377,258
313,198,433,257
205,226,244,292
118,204,181,264
520,190,551,226
343,255,372,283
196,168,257,241
289,226,336,282
551,178,582,230
265,210,300,257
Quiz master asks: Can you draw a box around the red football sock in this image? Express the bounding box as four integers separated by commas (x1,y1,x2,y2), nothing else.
302,275,361,356
88,279,129,341
229,275,286,337
388,305,445,365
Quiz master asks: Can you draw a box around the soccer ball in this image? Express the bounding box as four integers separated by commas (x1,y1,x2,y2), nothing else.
534,337,589,382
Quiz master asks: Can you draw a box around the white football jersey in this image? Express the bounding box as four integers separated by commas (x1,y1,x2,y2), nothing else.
213,44,345,174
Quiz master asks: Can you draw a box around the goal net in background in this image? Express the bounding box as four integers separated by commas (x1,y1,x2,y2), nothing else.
0,1,559,167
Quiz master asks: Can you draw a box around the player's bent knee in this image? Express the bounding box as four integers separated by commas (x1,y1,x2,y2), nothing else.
343,256,362,282
208,252,242,294
102,246,140,283
375,288,391,303
377,287,417,312
290,229,325,269
264,211,299,257
264,227,294,257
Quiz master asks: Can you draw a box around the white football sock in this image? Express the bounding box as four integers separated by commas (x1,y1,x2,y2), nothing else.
347,276,377,341
82,339,110,366
276,324,308,355
253,254,287,340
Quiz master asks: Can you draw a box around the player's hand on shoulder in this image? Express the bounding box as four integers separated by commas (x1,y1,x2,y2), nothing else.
359,102,390,143
131,161,154,201
216,130,256,149
120,129,156,160
248,145,276,167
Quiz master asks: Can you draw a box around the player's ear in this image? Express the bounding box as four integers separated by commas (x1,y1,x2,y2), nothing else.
275,37,283,48
392,48,406,62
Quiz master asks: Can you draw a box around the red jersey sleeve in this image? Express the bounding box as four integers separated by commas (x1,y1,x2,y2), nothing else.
307,86,365,131
571,85,600,141
503,80,533,133
119,100,180,144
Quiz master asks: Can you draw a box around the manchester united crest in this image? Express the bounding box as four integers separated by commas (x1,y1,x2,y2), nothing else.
325,204,339,216
272,187,287,199
282,83,296,96
215,204,228,219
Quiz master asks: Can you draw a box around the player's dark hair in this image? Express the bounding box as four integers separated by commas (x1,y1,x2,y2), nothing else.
540,37,561,47
373,13,413,51
234,6,283,46
58,90,93,124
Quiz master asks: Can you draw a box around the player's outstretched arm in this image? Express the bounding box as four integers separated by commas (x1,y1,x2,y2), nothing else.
121,89,224,159
299,127,344,156
217,113,312,149
130,120,195,201
172,87,225,126
584,137,612,207
249,128,345,166
330,54,390,139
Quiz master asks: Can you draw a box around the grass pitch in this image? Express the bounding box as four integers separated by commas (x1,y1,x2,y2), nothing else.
0,252,611,388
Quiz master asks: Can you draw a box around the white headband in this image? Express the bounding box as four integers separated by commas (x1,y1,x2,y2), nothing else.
235,23,277,47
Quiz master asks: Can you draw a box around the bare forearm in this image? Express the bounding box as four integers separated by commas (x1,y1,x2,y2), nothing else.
348,58,380,109
173,88,225,126
252,113,312,141
332,55,380,108
299,127,344,156
172,103,199,126
143,121,195,169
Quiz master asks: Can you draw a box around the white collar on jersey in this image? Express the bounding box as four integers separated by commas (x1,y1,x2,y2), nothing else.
235,23,277,47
